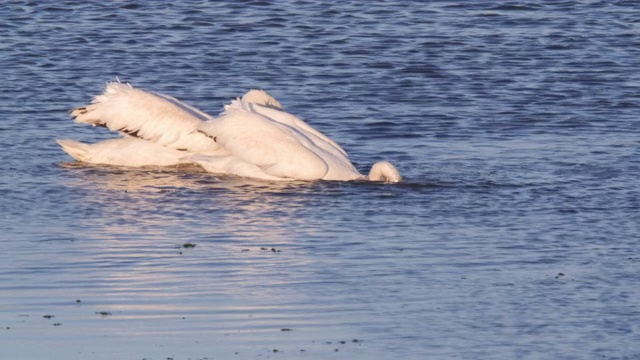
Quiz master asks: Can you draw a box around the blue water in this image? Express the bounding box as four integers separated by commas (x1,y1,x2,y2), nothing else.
1,1,639,359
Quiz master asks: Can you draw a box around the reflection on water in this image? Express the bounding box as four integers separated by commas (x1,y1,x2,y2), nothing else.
4,162,373,359
59,162,211,193
52,161,345,309
58,161,330,242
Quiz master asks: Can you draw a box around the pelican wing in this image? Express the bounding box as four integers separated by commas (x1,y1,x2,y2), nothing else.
57,137,187,167
188,154,289,181
198,107,330,181
251,104,362,180
71,82,219,152
247,103,349,158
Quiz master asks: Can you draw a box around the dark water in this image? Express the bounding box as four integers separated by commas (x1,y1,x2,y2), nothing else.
1,1,639,359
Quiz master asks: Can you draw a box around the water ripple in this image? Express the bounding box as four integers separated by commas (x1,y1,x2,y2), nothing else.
1,1,639,359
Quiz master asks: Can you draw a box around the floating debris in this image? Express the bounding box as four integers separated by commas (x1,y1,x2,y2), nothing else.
182,243,196,248
53,323,62,326
280,328,293,332
43,315,55,319
96,311,112,317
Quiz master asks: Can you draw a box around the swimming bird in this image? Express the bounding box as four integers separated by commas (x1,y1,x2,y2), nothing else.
58,81,402,183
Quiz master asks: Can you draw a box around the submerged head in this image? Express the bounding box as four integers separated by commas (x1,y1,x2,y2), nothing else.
368,161,402,183
241,89,283,110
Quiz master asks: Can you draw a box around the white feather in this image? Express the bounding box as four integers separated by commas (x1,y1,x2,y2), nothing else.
71,82,219,153
57,138,188,167
188,154,289,181
199,107,335,180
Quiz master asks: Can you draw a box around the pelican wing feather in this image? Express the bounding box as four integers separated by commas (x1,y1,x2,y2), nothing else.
71,82,219,152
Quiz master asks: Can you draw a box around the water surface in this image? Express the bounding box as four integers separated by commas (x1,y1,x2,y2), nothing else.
1,1,639,359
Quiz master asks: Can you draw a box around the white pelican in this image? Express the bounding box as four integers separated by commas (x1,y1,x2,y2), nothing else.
58,82,402,183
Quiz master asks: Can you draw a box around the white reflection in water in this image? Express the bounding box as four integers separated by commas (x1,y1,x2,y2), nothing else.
53,162,339,335
59,161,321,235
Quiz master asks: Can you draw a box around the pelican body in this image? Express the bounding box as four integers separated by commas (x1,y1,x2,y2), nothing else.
58,82,401,183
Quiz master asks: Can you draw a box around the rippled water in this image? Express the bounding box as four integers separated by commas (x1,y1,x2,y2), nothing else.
1,1,639,359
